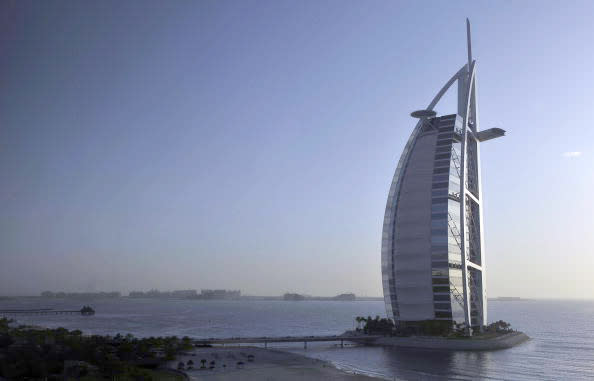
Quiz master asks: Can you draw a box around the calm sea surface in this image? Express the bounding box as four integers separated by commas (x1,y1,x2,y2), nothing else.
1,298,592,380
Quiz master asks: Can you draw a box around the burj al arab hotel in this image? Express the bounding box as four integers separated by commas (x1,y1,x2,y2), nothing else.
381,20,504,335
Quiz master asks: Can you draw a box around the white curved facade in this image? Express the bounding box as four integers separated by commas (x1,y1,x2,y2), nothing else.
381,21,503,334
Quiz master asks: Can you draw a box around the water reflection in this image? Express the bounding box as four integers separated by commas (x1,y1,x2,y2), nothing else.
377,347,491,380
288,344,498,380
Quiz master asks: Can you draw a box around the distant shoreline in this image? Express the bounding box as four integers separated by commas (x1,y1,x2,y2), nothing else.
5,296,593,302
0,295,385,302
488,297,529,301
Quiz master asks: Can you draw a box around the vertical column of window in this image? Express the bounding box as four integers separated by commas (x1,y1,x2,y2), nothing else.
466,138,479,197
446,117,464,321
447,202,463,264
431,116,457,319
450,116,464,199
465,197,481,266
447,125,463,264
444,116,468,324
468,268,483,327
449,142,462,198
449,269,465,324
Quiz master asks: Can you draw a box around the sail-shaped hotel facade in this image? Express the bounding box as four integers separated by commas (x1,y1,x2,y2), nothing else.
381,20,504,335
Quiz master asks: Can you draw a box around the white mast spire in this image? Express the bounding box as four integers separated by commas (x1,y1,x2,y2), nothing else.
466,18,472,68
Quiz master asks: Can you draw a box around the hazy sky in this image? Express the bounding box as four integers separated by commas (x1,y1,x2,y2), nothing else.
1,1,593,298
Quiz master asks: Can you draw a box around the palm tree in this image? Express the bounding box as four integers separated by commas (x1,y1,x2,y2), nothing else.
355,316,366,330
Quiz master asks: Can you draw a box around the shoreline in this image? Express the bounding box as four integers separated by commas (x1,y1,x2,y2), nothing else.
169,346,379,381
372,331,529,350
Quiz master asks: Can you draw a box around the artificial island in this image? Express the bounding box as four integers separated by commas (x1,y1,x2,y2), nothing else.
382,18,500,336
374,19,527,347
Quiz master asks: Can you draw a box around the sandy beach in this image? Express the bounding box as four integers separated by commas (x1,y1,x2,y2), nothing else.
169,346,378,380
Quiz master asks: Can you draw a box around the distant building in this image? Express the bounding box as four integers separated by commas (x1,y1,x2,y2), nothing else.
381,21,504,335
199,289,241,300
40,291,120,298
128,289,170,298
492,297,522,301
332,293,356,301
283,293,305,301
128,289,240,299
171,289,198,298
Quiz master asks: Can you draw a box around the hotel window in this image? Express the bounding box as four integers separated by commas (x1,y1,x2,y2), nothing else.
431,260,448,268
431,229,448,236
434,159,450,168
431,219,446,229
433,174,449,182
431,204,447,213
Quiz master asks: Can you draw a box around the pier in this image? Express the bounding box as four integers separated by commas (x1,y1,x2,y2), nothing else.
192,335,382,349
0,306,95,316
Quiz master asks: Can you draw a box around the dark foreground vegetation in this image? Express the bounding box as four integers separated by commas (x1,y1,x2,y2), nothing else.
355,315,515,337
355,316,395,334
0,318,188,380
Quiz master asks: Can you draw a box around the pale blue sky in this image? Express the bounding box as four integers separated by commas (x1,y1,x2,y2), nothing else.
1,1,592,298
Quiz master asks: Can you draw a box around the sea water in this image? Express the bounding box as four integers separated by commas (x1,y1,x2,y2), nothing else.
1,298,592,380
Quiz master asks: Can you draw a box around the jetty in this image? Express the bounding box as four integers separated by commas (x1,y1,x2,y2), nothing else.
0,306,95,316
192,334,382,349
